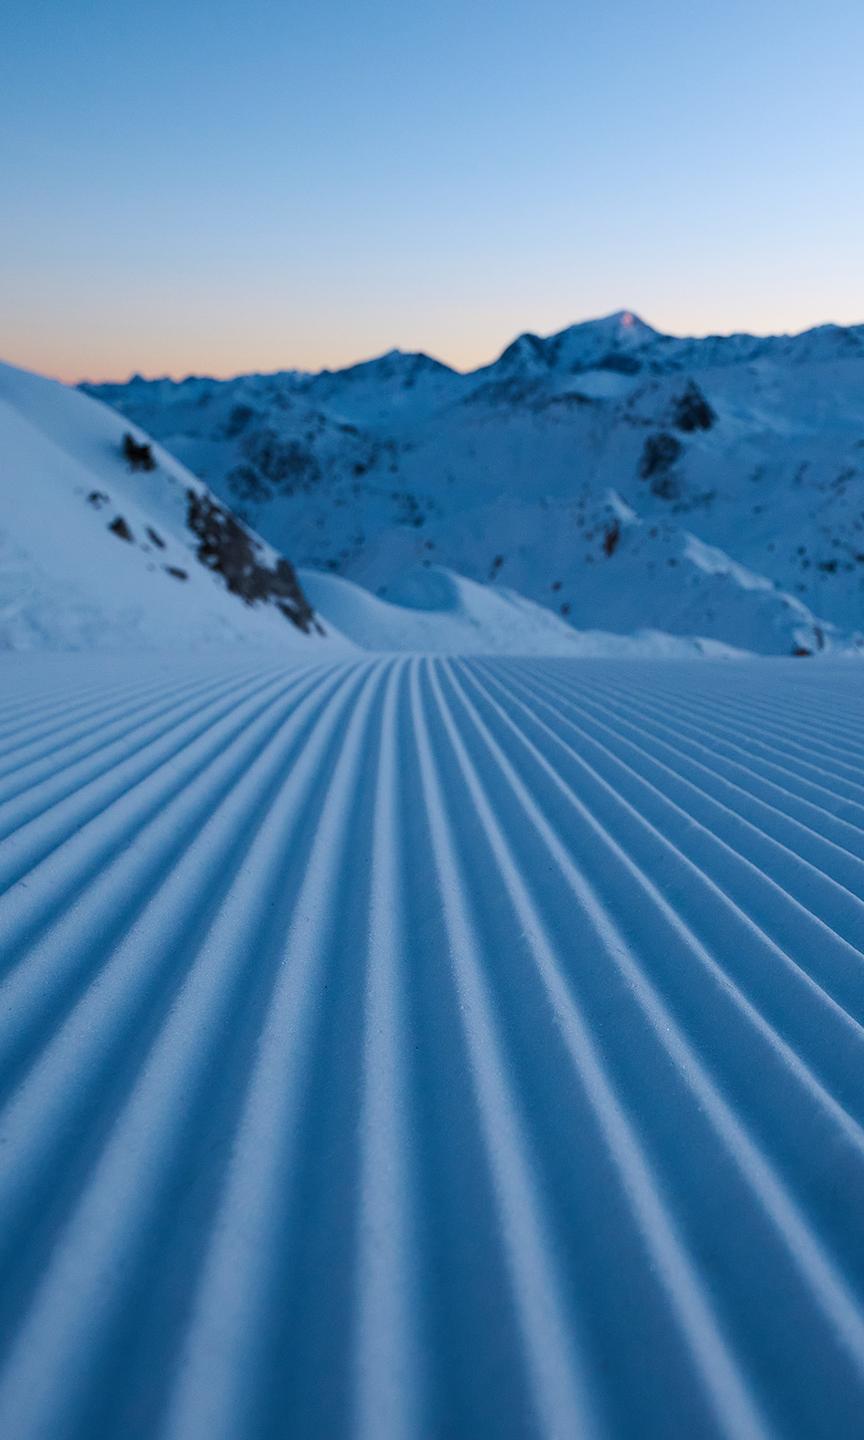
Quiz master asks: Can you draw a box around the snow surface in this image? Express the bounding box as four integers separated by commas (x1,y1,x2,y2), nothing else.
88,311,864,656
0,652,863,1438
301,565,748,657
3,356,770,659
0,361,344,651
4,325,863,1438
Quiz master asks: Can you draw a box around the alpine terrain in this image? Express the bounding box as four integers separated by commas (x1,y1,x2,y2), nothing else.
0,323,863,1440
86,311,864,656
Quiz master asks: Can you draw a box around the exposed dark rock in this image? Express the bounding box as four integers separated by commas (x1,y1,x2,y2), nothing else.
122,433,156,471
538,391,595,412
186,489,317,633
603,520,621,557
87,490,110,508
227,428,322,500
640,431,682,479
639,432,683,498
146,526,166,549
165,566,188,581
593,352,642,375
672,380,716,432
223,403,256,438
108,516,133,542
463,376,545,408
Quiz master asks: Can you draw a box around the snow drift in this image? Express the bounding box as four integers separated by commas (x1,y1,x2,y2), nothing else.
301,565,748,657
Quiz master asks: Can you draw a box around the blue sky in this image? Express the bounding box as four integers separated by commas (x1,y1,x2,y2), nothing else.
2,0,863,380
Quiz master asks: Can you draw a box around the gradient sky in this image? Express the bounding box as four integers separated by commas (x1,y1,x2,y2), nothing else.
2,0,863,382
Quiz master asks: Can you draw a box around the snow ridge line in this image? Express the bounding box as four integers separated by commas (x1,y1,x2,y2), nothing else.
576,666,864,797
0,664,349,951
0,663,286,828
479,662,864,959
0,661,376,1440
521,661,864,876
519,658,864,829
464,661,864,1120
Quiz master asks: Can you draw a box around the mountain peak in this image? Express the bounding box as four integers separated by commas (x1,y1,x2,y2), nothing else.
561,310,658,344
490,310,659,377
322,348,458,385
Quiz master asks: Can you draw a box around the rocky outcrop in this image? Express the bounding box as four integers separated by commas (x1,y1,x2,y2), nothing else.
672,381,715,432
186,490,319,633
639,432,683,498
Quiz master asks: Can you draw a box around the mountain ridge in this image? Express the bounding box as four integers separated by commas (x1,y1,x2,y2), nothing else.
81,311,864,656
4,355,763,658
78,310,864,390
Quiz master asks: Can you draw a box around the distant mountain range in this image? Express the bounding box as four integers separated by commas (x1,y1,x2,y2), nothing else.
83,311,864,655
2,354,732,657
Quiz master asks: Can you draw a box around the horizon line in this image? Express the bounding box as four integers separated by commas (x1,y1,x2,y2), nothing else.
10,308,864,389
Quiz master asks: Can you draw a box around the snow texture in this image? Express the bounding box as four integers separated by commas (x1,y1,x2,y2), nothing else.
3,355,768,659
0,652,863,1437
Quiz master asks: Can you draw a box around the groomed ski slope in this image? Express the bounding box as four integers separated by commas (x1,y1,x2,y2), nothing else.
0,653,863,1438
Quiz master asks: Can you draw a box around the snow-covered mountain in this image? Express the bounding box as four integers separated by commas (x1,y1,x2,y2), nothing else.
2,357,732,658
0,361,335,650
5,338,864,1440
85,311,864,656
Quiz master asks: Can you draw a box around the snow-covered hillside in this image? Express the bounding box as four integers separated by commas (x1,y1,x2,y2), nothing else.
3,354,780,659
0,362,334,650
86,311,864,656
301,565,747,657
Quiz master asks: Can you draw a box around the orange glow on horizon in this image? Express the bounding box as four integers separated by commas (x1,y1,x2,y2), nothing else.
7,298,864,389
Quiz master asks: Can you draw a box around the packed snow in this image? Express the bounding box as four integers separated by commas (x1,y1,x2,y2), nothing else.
301,565,748,657
0,652,863,1438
